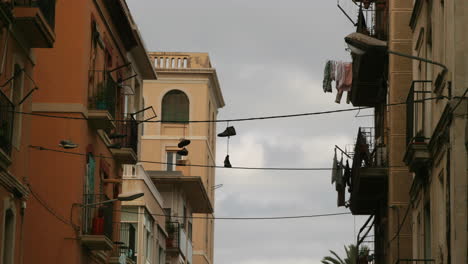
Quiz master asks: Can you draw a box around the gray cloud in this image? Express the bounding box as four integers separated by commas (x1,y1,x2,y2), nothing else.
127,0,372,263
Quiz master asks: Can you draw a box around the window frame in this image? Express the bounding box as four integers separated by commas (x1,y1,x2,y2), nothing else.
1,197,16,264
166,151,182,172
161,90,189,123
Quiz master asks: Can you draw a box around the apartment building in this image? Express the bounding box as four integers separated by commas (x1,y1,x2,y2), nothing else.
120,164,167,264
332,0,468,264
21,1,156,263
141,52,225,264
0,1,56,263
330,1,414,263
406,1,467,263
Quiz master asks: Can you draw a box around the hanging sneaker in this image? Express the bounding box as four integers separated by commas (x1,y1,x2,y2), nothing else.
177,148,188,156
224,155,232,168
217,126,236,137
178,139,191,148
58,140,78,149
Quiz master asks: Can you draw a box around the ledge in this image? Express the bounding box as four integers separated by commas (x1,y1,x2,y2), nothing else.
403,143,431,173
80,234,113,251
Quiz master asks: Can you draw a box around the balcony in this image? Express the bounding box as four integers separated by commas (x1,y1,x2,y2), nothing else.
149,173,213,214
0,91,13,167
87,71,117,130
109,119,138,164
340,0,388,107
80,194,114,251
13,0,55,48
110,223,136,264
350,127,388,215
166,221,191,261
403,81,433,173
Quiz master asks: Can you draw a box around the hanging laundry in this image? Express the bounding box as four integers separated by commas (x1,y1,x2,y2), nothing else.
337,185,346,207
331,151,338,184
335,62,353,104
343,160,352,189
336,157,345,207
322,60,335,93
335,157,344,191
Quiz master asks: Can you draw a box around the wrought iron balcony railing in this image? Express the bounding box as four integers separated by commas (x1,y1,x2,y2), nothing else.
88,70,118,119
166,222,180,250
0,91,14,155
112,118,138,153
406,81,433,146
81,194,114,240
13,0,55,29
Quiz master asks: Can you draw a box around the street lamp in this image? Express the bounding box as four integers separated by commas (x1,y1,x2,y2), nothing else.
345,32,448,81
83,192,144,207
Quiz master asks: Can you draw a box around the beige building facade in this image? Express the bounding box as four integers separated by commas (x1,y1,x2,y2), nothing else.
406,1,468,264
142,52,225,264
334,0,467,264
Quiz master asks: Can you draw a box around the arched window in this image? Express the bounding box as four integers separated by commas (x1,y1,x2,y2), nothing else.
161,90,189,123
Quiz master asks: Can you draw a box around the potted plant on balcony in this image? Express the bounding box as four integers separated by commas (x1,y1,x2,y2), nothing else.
358,246,370,264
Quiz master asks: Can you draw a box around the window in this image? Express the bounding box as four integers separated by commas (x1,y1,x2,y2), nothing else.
11,64,23,149
2,205,15,264
144,211,154,263
122,206,139,261
424,203,432,259
188,221,192,241
158,246,165,264
161,90,189,122
166,151,182,171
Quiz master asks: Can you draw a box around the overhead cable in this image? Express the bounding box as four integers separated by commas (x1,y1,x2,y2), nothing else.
116,209,352,220
12,97,444,123
29,145,406,171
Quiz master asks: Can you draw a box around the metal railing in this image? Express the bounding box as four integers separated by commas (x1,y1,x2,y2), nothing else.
337,0,388,40
113,118,138,153
88,70,118,119
406,81,433,146
81,194,113,240
118,223,137,261
396,259,435,264
352,127,386,169
13,0,56,29
0,91,13,155
166,222,180,250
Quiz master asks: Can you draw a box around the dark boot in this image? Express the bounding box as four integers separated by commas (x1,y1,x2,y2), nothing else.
178,139,191,148
224,155,232,168
177,148,188,156
218,126,236,137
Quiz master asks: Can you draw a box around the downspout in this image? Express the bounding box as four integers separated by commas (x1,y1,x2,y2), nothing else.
446,150,451,264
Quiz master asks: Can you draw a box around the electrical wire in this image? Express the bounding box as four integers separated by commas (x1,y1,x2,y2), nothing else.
28,145,405,171
116,209,352,220
28,185,73,227
10,97,444,124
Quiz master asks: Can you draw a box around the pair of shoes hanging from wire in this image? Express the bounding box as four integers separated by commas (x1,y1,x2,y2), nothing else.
177,125,190,156
218,124,236,168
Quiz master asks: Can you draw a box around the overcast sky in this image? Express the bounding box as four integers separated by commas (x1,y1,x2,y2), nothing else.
127,1,373,263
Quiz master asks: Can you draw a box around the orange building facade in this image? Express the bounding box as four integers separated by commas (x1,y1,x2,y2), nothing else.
0,1,56,264
9,1,156,264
